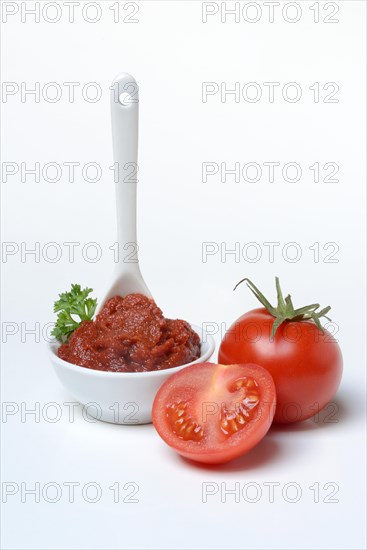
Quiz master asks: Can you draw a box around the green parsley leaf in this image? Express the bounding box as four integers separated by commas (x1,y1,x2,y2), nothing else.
51,284,97,343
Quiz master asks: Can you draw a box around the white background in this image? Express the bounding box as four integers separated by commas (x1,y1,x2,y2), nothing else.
1,1,366,549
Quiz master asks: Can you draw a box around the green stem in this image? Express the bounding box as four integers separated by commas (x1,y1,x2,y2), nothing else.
234,277,332,340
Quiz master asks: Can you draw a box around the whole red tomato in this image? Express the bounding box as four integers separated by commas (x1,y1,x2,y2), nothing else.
218,278,343,424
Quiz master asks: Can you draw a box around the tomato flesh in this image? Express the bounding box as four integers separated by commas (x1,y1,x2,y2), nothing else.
152,362,276,464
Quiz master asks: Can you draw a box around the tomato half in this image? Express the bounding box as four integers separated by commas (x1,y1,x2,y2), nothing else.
152,362,276,464
218,308,343,424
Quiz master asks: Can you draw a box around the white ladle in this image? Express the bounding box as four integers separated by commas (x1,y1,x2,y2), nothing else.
48,73,216,423
99,73,151,309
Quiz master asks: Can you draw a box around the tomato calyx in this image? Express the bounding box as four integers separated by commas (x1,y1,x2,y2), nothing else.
234,277,332,340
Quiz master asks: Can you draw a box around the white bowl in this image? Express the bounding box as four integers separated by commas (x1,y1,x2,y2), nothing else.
48,324,215,424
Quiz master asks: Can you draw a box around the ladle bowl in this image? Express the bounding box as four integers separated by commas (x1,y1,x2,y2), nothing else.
48,325,215,424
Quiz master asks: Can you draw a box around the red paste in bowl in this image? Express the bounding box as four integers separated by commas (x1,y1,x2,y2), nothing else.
57,293,201,372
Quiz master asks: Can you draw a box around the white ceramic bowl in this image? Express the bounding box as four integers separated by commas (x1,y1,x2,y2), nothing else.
48,324,215,424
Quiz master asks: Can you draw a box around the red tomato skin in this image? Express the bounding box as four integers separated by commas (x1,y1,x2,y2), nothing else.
218,308,343,424
152,362,276,465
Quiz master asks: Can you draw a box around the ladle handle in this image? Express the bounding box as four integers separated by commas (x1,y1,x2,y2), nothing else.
110,73,139,267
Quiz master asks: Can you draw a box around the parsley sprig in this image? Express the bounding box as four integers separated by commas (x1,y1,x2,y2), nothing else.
51,284,97,343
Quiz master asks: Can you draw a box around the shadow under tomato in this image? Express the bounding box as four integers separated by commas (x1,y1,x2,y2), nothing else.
178,436,282,473
269,397,349,433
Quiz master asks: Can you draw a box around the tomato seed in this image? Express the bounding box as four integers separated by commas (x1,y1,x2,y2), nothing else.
167,401,204,442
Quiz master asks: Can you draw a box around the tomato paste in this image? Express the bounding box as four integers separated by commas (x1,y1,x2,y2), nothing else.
57,293,201,372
